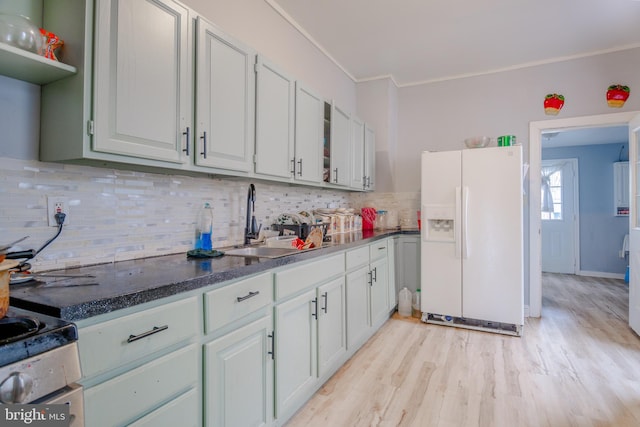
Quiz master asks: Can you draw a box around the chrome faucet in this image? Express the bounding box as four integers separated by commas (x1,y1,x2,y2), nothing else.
244,184,261,244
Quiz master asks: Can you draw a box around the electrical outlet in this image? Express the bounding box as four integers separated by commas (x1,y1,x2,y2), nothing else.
47,196,69,226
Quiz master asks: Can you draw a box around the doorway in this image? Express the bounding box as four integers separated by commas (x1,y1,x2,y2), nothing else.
529,111,639,318
541,158,579,274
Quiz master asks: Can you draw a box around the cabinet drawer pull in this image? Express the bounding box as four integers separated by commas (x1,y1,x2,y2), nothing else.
322,291,328,313
268,331,275,360
182,126,190,155
127,325,168,343
297,158,303,176
200,131,207,158
236,291,260,302
333,168,338,183
290,158,296,175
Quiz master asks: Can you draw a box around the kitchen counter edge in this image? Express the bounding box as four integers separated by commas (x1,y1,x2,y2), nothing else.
10,230,419,321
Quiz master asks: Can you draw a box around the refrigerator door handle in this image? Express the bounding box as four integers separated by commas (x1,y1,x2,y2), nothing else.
455,187,462,259
463,186,469,259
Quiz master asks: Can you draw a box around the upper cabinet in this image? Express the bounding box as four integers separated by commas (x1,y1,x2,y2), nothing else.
350,116,365,190
195,17,256,173
34,0,374,191
328,102,351,186
364,124,376,191
92,0,191,164
254,56,295,179
294,82,324,183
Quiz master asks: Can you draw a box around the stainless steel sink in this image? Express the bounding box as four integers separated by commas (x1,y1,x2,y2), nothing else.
224,246,300,259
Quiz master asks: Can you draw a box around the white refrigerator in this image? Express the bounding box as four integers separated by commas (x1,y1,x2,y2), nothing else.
420,146,523,334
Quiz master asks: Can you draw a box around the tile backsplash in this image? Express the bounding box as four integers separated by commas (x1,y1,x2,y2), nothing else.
0,157,418,271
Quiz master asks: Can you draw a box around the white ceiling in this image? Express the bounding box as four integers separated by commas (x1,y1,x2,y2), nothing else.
268,0,640,87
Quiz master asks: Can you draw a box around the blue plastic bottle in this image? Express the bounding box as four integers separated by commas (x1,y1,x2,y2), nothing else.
195,203,213,250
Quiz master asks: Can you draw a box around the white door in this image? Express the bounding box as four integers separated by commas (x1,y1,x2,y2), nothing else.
541,159,578,274
628,113,640,335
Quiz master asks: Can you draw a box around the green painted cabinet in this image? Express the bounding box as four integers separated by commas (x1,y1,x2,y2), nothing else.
204,315,274,427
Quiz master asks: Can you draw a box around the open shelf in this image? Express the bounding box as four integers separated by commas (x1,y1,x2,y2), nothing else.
0,42,77,84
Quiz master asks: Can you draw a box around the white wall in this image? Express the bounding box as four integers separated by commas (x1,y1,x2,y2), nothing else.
397,47,640,191
184,0,356,112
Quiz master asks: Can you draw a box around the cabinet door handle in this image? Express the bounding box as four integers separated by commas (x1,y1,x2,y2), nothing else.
297,158,303,176
237,291,260,302
363,175,367,190
290,158,296,175
333,168,338,183
200,131,207,159
182,127,190,155
322,291,328,313
268,331,275,360
127,325,168,343
311,298,318,319
372,267,377,282
367,270,373,286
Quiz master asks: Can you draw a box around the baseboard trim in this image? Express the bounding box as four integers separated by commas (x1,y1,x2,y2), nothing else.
577,270,625,280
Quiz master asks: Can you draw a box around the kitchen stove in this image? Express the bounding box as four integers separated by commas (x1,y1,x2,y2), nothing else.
0,307,83,426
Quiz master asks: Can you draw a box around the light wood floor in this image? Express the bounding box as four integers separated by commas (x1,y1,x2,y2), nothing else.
285,273,640,427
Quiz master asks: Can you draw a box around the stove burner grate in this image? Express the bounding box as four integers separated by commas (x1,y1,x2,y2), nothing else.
0,316,41,345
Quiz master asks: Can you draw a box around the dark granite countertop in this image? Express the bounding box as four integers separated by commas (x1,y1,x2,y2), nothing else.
10,230,419,322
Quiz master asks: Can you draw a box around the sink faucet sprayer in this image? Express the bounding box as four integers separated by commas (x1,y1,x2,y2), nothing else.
245,184,261,244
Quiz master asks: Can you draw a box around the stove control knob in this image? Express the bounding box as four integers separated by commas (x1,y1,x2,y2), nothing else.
0,372,34,404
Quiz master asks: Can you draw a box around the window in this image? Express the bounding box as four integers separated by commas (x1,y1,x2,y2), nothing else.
541,168,563,220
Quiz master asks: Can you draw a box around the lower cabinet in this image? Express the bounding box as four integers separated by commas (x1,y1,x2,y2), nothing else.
274,288,318,418
317,277,347,377
204,315,274,427
83,344,199,426
129,388,200,427
345,264,370,350
345,239,392,350
273,277,347,420
273,254,346,421
77,295,201,427
75,237,403,427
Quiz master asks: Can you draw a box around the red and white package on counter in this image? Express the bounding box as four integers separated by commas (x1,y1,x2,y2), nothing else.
361,207,377,230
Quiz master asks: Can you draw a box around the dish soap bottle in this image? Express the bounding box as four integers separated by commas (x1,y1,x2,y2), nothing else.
195,202,213,250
